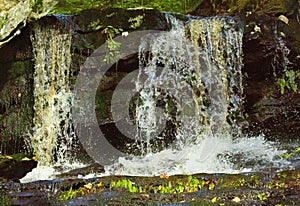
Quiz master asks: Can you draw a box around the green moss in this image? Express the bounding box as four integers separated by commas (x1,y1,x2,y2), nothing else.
0,62,33,144
9,153,34,161
128,15,144,29
50,0,111,14
50,0,201,14
109,175,215,194
0,194,10,206
52,169,300,204
95,90,113,120
218,174,248,189
8,61,30,79
277,70,298,94
59,187,83,200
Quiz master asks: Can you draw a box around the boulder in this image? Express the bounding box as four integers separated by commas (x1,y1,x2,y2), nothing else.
0,0,57,48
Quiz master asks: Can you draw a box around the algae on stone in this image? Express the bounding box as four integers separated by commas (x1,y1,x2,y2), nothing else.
0,0,57,48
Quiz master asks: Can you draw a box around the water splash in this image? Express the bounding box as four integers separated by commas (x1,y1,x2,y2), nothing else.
104,135,289,176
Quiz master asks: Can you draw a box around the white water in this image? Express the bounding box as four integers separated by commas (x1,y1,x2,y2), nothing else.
104,135,289,176
21,15,292,183
21,23,83,183
103,15,291,177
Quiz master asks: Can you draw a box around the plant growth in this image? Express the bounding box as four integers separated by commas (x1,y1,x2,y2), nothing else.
277,70,299,94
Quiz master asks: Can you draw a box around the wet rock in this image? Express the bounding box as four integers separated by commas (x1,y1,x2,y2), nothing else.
11,168,299,205
74,8,168,33
0,8,169,155
0,31,34,154
57,163,104,179
191,0,299,18
0,154,37,180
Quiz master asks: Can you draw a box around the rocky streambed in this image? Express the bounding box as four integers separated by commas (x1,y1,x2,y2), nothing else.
1,168,300,205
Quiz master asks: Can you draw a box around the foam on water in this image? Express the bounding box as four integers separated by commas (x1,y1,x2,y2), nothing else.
103,135,290,176
20,163,85,183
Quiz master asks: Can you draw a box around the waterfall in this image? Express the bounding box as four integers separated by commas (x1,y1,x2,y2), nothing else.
21,14,290,182
30,23,76,167
133,15,243,154
105,15,288,176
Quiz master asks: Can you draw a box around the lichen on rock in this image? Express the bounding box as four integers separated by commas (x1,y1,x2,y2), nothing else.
0,0,57,48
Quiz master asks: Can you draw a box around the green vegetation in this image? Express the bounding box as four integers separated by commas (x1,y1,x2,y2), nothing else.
257,192,267,201
277,70,299,94
103,26,122,64
50,0,201,14
110,175,215,194
0,193,10,206
54,170,300,204
277,146,300,160
59,187,81,200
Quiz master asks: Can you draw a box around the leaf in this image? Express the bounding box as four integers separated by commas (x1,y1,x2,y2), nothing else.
159,173,169,179
277,78,286,94
96,181,103,187
211,196,217,203
278,15,289,25
208,182,215,190
158,185,163,191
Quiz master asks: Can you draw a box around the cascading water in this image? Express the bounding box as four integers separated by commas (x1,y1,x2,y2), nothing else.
21,23,81,183
104,15,289,176
133,15,243,154
22,14,291,182
31,24,76,166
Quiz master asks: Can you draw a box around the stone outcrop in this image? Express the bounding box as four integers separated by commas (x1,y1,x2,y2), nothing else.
0,0,57,48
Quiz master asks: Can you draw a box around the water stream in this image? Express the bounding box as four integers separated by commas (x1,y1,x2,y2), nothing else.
103,15,289,176
21,14,292,182
21,23,82,183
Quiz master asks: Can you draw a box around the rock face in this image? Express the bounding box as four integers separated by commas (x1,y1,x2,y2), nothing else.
191,0,300,139
0,2,299,157
0,8,169,155
0,154,37,180
0,0,57,48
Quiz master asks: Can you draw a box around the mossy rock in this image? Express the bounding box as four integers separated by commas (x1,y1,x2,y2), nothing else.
73,8,168,33
281,19,300,55
0,0,56,48
191,0,299,18
0,154,37,180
